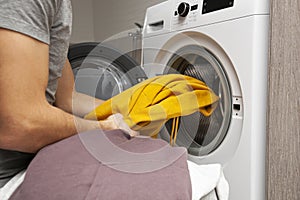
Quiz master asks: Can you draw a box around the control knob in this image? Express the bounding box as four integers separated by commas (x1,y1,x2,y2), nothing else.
177,2,190,17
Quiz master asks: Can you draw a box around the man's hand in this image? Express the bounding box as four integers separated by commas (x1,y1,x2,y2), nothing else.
100,114,139,137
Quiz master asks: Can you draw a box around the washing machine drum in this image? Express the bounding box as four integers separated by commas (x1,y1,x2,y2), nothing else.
160,45,232,156
68,42,147,100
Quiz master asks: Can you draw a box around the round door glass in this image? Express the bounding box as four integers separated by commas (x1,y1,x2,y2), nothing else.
72,57,132,100
161,45,232,156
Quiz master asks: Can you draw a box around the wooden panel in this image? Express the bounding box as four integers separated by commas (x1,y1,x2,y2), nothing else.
267,0,300,199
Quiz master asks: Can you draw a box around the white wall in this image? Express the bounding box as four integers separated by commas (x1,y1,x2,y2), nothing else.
70,0,95,43
93,0,165,41
70,0,165,62
70,0,165,50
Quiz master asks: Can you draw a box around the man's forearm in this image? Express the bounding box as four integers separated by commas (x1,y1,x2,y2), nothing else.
0,100,101,153
71,91,105,118
0,98,136,153
54,60,105,118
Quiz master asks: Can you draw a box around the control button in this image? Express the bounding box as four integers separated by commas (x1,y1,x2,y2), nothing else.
233,104,241,111
191,4,198,11
177,2,190,17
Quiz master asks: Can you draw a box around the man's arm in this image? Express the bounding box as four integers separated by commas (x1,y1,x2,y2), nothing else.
0,29,117,153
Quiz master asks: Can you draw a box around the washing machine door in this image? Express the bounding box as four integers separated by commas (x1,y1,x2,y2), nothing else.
68,42,147,100
160,45,232,156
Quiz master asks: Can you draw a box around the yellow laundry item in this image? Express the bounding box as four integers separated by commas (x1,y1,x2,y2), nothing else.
84,74,219,138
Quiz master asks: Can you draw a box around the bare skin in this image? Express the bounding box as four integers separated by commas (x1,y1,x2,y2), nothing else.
0,28,137,154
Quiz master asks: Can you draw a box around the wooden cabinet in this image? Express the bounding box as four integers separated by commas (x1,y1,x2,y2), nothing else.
267,0,300,199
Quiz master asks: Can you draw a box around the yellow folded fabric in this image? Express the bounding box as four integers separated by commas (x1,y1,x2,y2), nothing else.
84,74,219,137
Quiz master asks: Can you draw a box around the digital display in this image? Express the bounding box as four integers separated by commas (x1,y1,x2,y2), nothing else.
202,0,234,14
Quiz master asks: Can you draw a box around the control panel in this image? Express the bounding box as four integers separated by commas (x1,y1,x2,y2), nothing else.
144,0,269,37
172,0,235,29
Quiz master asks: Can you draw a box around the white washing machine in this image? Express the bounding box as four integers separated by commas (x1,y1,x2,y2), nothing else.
142,0,269,199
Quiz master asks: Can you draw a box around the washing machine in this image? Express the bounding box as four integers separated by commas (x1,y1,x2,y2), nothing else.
142,0,269,199
68,42,147,100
